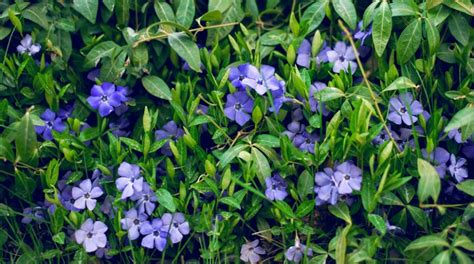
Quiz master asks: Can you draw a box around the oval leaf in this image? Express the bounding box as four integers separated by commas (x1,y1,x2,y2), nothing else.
372,1,392,57
168,32,202,72
141,75,172,100
396,18,422,64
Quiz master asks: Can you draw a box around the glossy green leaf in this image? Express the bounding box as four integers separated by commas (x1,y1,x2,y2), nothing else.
141,75,172,101
176,0,195,29
448,14,469,46
328,203,352,224
368,214,387,235
73,0,98,24
456,180,474,196
396,18,422,64
382,77,417,92
301,0,328,33
251,147,271,184
425,18,440,55
404,235,449,251
417,158,440,203
372,1,392,57
332,0,357,29
15,111,38,165
84,41,120,69
23,4,50,29
444,107,474,133
218,144,248,169
168,32,202,72
156,188,176,212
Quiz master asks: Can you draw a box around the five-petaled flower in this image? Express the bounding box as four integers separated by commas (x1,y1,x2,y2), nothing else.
87,83,126,117
285,238,313,263
131,182,157,215
224,91,254,126
314,168,339,205
72,179,103,210
17,34,41,55
326,41,357,74
121,208,148,241
115,162,144,199
448,154,468,183
241,65,281,95
388,92,423,126
161,213,190,244
240,239,265,264
74,219,108,253
264,173,288,201
35,109,67,141
140,219,168,251
334,161,362,195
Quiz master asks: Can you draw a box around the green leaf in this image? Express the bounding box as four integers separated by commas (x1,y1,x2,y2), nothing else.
297,170,314,198
431,250,451,264
254,134,280,148
425,18,440,55
0,138,14,162
328,203,352,224
361,176,377,213
23,4,50,29
218,144,248,169
301,0,328,33
372,1,392,57
84,41,120,69
335,225,351,264
405,235,449,251
332,0,357,29
46,159,60,187
314,87,345,102
15,111,38,165
390,3,418,17
444,107,474,133
219,196,241,209
8,9,22,34
154,1,176,32
454,249,472,264
73,0,98,24
168,32,202,72
296,200,315,217
363,1,380,28
206,1,244,45
176,0,195,29
274,201,296,218
396,18,422,64
115,0,130,27
368,214,387,235
407,205,428,230
448,14,469,46
417,158,441,203
456,180,474,196
251,147,271,184
141,75,172,101
382,77,417,92
443,0,474,16
155,188,176,212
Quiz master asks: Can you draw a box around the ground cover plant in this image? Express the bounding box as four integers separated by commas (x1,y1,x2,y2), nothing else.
0,0,473,263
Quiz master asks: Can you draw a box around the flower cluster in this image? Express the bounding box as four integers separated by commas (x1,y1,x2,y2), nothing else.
315,161,362,205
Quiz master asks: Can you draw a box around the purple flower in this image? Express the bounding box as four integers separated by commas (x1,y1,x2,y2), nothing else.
58,104,74,119
388,93,423,126
373,126,400,145
285,240,313,263
269,81,291,113
354,21,372,46
241,65,281,95
283,121,318,153
74,219,108,253
296,39,312,68
21,206,46,224
161,213,190,244
72,179,103,210
448,128,465,143
422,147,450,178
264,173,288,201
309,82,330,115
155,121,184,156
224,91,254,126
229,64,252,90
140,219,168,251
240,239,265,263
109,117,130,137
86,83,124,117
121,208,148,240
59,186,79,212
326,42,357,74
17,34,41,55
87,69,100,81
314,168,339,205
296,39,330,68
334,161,362,194
131,182,157,215
101,195,116,218
448,154,468,183
34,109,67,140
115,162,144,199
